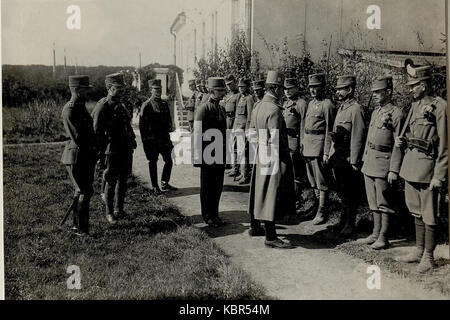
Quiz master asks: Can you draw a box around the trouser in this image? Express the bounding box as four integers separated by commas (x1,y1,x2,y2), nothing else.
226,117,234,130
143,141,174,187
200,164,225,222
104,151,133,215
233,132,250,179
364,174,396,214
66,158,95,232
290,150,305,199
304,157,331,191
405,181,439,226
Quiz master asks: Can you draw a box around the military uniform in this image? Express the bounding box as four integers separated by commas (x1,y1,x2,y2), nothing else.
92,73,137,222
186,79,197,133
223,75,241,130
231,79,255,183
248,71,295,248
193,77,227,225
201,80,210,104
395,65,448,272
301,73,335,224
282,78,308,206
139,79,174,192
61,75,96,234
329,75,366,235
358,76,404,249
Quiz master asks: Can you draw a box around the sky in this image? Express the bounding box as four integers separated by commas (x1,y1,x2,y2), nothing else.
1,0,211,67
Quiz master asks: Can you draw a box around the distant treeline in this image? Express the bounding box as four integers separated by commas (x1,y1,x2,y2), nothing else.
2,64,184,108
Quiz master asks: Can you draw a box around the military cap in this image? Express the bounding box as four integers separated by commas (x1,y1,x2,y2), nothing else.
68,75,92,88
335,75,356,89
105,73,124,87
371,76,393,92
308,73,326,87
406,65,431,86
225,74,235,85
252,80,265,90
207,77,226,89
238,78,251,87
150,79,162,89
265,70,283,86
188,79,196,86
284,77,298,89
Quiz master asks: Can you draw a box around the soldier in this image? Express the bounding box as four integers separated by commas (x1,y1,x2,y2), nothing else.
247,71,295,248
200,80,210,104
196,79,204,108
302,73,336,225
61,75,97,235
282,77,308,210
395,65,448,272
139,79,177,194
357,76,404,249
329,75,366,236
223,74,241,130
231,78,255,184
193,77,227,227
92,73,137,224
186,79,197,132
252,79,265,103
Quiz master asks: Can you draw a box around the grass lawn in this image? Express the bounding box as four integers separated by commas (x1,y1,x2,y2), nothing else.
3,144,267,299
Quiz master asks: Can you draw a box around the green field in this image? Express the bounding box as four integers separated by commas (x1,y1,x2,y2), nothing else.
3,144,267,299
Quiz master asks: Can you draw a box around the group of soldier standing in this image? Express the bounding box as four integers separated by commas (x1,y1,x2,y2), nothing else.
61,61,447,275
187,65,447,273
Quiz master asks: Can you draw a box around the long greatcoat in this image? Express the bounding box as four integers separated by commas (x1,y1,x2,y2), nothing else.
247,94,296,222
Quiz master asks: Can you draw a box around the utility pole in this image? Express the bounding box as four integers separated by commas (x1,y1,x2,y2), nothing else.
64,48,67,75
139,51,142,69
52,42,56,80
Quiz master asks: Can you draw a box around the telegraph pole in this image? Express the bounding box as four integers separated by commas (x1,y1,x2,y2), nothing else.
52,42,56,80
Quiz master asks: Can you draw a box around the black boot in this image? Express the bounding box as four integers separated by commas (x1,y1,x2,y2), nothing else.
357,211,381,244
340,205,356,236
148,161,161,193
396,217,425,263
312,190,328,225
371,213,390,250
417,224,436,273
105,182,117,224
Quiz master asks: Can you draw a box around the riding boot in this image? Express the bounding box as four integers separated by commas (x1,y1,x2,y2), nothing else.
72,195,80,229
312,190,328,225
417,224,436,273
114,175,128,216
357,211,381,244
396,217,425,263
371,213,390,250
148,161,159,190
78,194,90,234
105,181,117,224
340,203,356,236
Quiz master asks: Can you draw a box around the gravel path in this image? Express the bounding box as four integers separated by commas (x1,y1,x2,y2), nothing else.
131,128,448,300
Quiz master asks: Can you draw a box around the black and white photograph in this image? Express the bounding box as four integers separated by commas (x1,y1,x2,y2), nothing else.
0,0,449,306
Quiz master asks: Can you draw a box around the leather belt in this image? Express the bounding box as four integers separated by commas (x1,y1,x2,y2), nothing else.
368,141,391,152
305,128,325,135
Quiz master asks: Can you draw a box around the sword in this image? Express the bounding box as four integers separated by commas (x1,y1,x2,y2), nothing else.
60,197,77,226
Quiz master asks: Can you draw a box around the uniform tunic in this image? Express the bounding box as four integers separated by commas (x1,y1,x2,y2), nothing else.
362,102,404,213
139,97,174,183
92,96,137,214
61,97,97,230
301,98,335,190
194,96,227,221
223,91,241,129
329,98,366,205
248,94,296,222
398,95,448,225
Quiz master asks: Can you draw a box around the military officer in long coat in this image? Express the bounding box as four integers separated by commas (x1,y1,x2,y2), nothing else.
92,73,137,224
395,65,448,273
139,79,177,194
231,78,255,184
357,76,404,249
193,77,228,227
247,71,295,249
301,73,336,225
282,77,308,209
61,75,97,235
329,75,366,236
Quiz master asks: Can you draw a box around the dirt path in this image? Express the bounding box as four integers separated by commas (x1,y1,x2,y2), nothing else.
131,128,448,300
